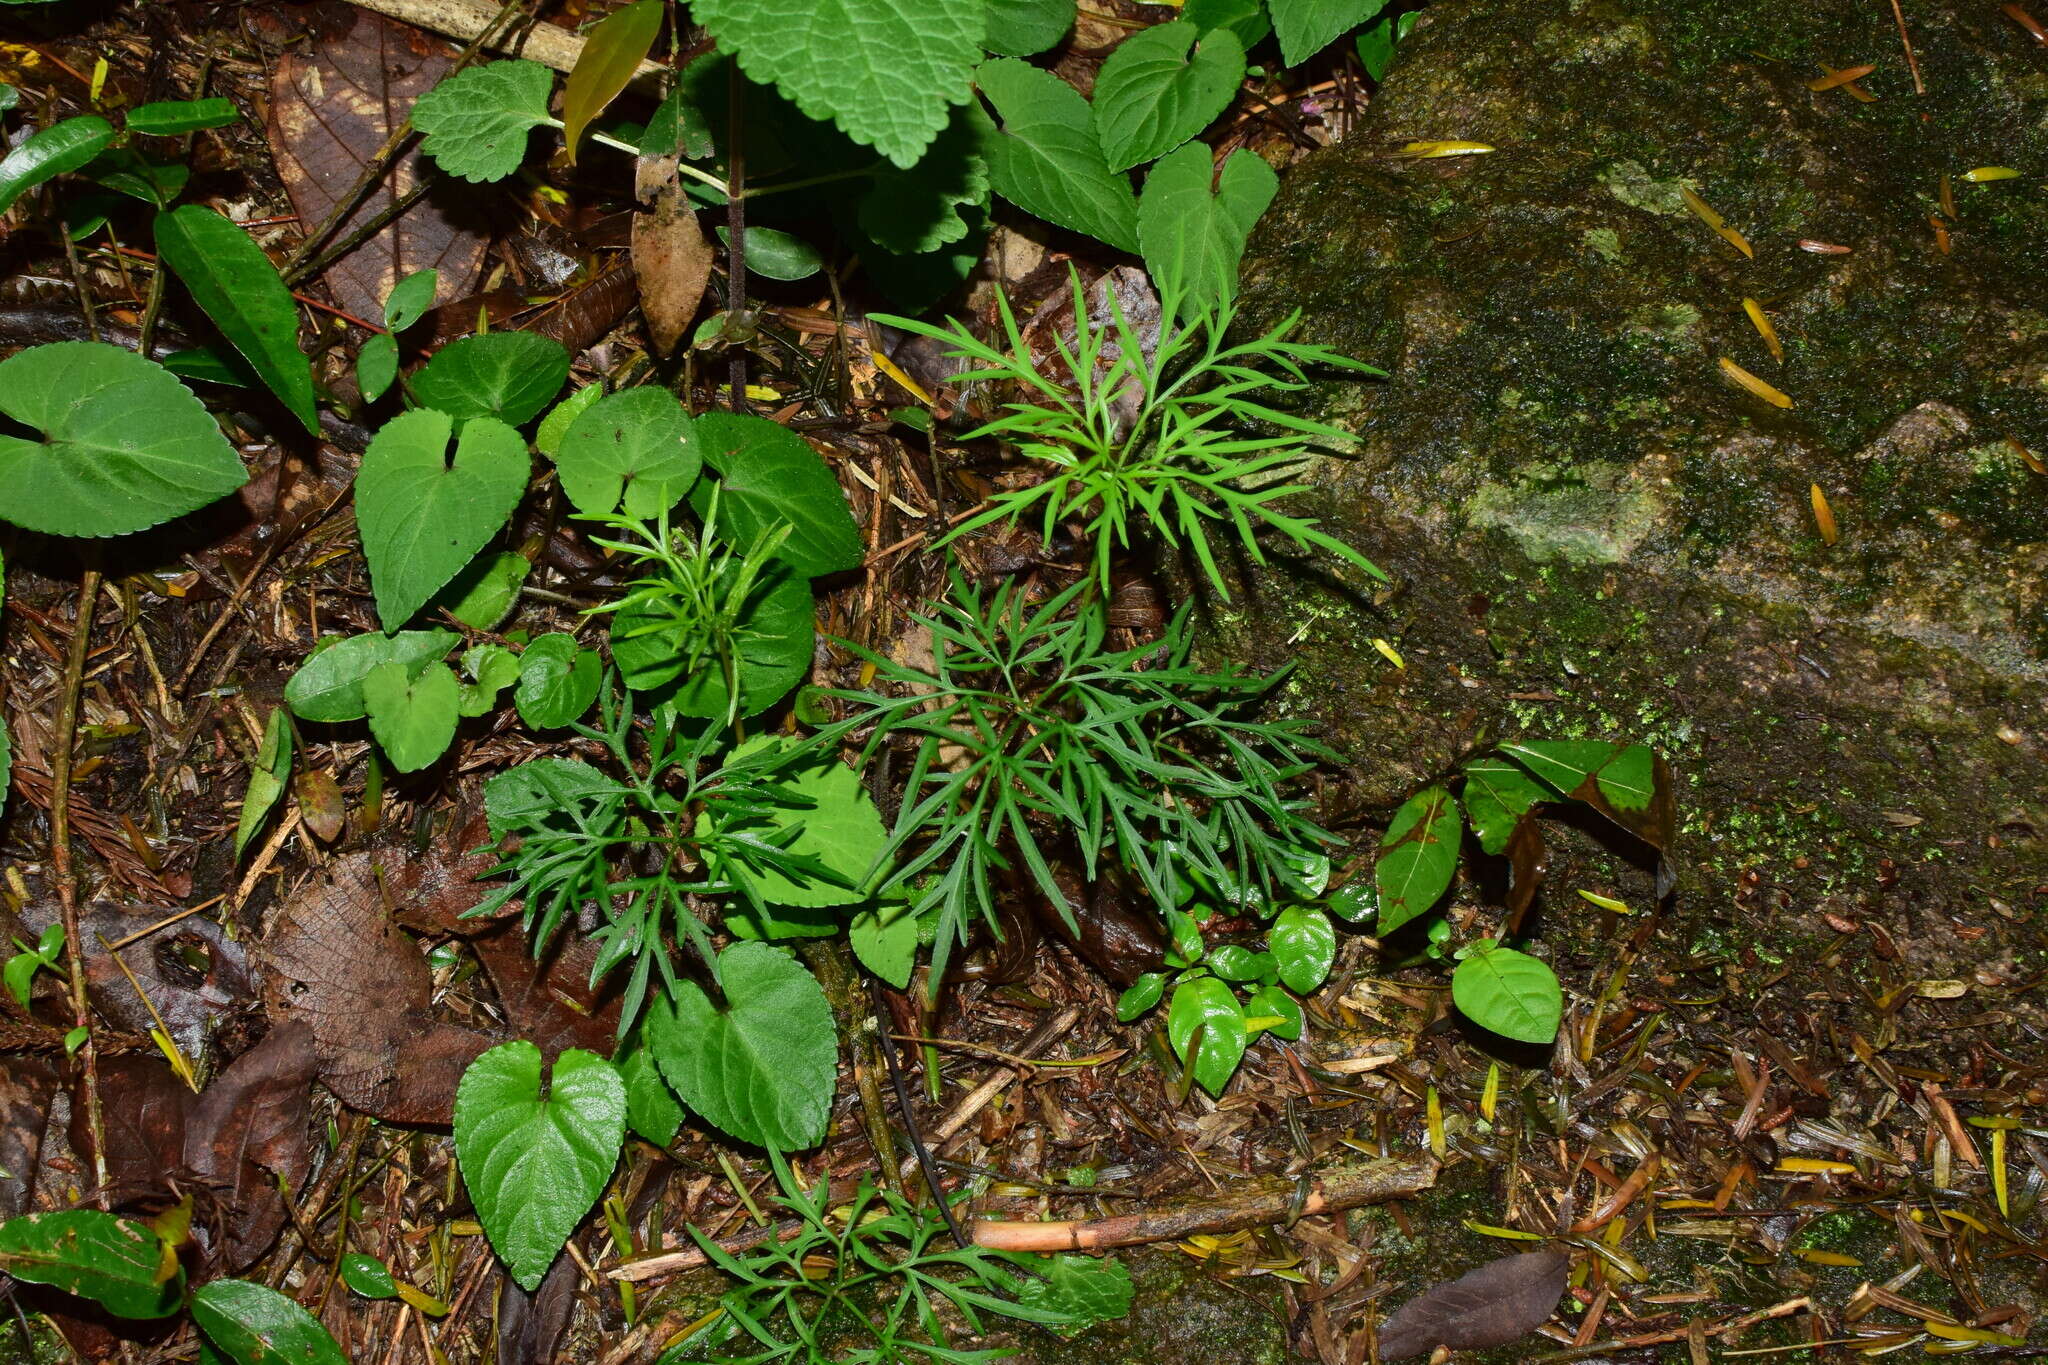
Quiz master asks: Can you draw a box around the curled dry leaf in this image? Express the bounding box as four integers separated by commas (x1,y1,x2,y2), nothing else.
632,177,712,357
1378,1248,1570,1359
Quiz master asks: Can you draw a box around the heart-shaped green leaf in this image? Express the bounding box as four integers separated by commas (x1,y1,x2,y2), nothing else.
555,386,702,518
362,659,460,772
645,941,837,1151
1375,784,1461,936
411,60,557,183
1091,20,1244,172
412,332,569,428
284,629,458,723
155,204,319,436
190,1279,348,1364
0,342,247,537
1452,946,1562,1045
977,58,1138,253
514,634,601,728
355,409,528,631
454,1042,625,1290
690,413,863,576
1268,905,1334,994
1270,0,1392,67
1166,976,1246,1097
0,1210,181,1319
1138,141,1275,318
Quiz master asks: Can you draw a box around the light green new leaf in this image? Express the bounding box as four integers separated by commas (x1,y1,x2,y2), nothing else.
362,660,459,772
977,58,1138,252
1091,21,1244,172
284,629,458,723
514,634,600,729
1268,905,1334,994
1166,976,1245,1097
692,0,981,168
128,98,238,135
616,1037,685,1147
411,60,556,183
562,0,662,161
458,643,521,716
645,941,837,1150
1270,0,1393,67
0,115,114,215
355,409,529,630
1137,141,1276,318
849,901,920,988
535,382,605,458
1115,971,1166,1021
1461,756,1549,856
438,550,529,631
190,1279,348,1364
690,412,864,576
0,1210,181,1319
555,386,702,518
235,707,293,860
1452,946,1562,1044
984,0,1074,55
454,1043,625,1291
356,332,398,404
412,332,569,427
0,342,247,537
719,736,886,909
1374,783,1460,935
382,268,439,332
155,204,319,436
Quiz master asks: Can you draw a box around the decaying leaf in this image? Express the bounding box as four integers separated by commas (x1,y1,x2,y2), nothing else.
1377,1248,1570,1359
180,1022,316,1271
632,177,712,357
0,1057,56,1219
1501,815,1549,936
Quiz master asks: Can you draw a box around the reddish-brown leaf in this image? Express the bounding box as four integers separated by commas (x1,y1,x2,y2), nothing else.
1378,1249,1570,1359
181,1022,317,1270
632,178,712,356
0,1056,57,1219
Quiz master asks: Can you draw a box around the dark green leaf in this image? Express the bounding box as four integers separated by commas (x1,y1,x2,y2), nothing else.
983,0,1074,56
190,1280,347,1364
1091,20,1244,172
1452,946,1561,1045
161,345,256,387
610,566,813,717
0,1211,180,1318
1270,0,1392,67
412,60,556,183
1242,983,1303,1040
383,269,439,332
83,146,189,205
483,757,616,835
1354,9,1417,81
1498,740,1674,852
1268,905,1333,994
976,58,1138,252
356,332,398,404
1461,756,1549,857
1326,878,1376,924
1166,976,1245,1097
283,629,459,723
128,98,238,135
411,332,569,428
0,115,115,215
362,660,460,772
1207,944,1263,981
555,386,702,518
616,1038,685,1147
1138,141,1275,318
690,412,864,576
562,0,663,161
437,550,529,631
857,105,989,255
715,226,824,281
1115,971,1166,1021
355,408,529,630
514,634,600,728
155,204,319,436
339,1253,397,1299
1374,784,1460,935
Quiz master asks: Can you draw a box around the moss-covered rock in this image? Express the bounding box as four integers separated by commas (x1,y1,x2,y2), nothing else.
1229,0,2048,938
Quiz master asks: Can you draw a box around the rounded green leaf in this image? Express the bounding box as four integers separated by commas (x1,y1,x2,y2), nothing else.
1207,944,1264,982
690,412,864,576
362,659,460,772
0,342,247,537
611,566,813,718
355,409,530,631
155,204,319,436
1452,946,1562,1045
412,60,557,183
849,901,921,989
716,226,825,281
412,332,569,428
0,115,115,215
190,1280,346,1363
555,386,702,518
356,332,399,404
339,1253,397,1299
1091,21,1244,172
1116,971,1166,1021
645,941,837,1151
454,1042,625,1291
984,0,1074,56
1242,983,1304,1041
439,550,530,631
0,1210,181,1319
1375,784,1461,936
713,736,886,909
284,629,459,723
514,634,601,729
1165,976,1246,1097
383,269,439,332
1269,905,1334,994
1326,877,1378,924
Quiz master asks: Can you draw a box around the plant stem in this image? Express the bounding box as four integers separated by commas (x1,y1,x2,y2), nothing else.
51,565,110,1206
724,69,747,411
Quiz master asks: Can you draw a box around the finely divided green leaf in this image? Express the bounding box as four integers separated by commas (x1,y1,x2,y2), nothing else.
355,409,529,630
977,58,1138,252
0,342,247,537
362,660,460,772
1137,141,1275,318
1091,21,1243,172
284,629,459,723
454,1043,625,1291
1374,784,1460,935
412,60,556,183
562,0,663,161
1451,946,1562,1045
609,566,814,716
645,941,837,1150
691,0,982,168
690,412,864,576
555,386,702,518
1461,757,1549,857
190,1279,349,1364
155,204,319,436
1269,0,1393,67
0,1210,181,1319
983,0,1074,55
0,115,115,215
412,332,569,427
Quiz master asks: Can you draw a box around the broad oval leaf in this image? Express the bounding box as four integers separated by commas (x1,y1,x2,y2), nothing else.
454,1042,625,1291
412,332,569,427
339,1253,397,1299
1498,740,1674,853
562,0,663,161
382,268,439,332
1268,905,1334,994
1270,0,1393,68
356,332,399,404
1375,784,1461,936
1378,1249,1569,1360
356,409,529,631
411,60,556,183
0,342,247,537
1166,976,1246,1097
1091,21,1244,172
645,940,837,1151
514,634,601,729
0,1210,181,1319
713,736,886,909
155,204,319,436
362,659,460,772
191,1279,348,1364
715,226,825,281
284,629,458,723
1451,946,1562,1045
1137,141,1275,319
1116,970,1166,1021
609,563,814,717
0,115,115,215
984,0,1074,56
1243,983,1304,1041
976,58,1138,253
555,386,701,518
1461,756,1549,857
690,412,864,576
439,550,529,631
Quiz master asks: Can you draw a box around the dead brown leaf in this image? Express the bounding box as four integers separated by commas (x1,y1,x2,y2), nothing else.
632,178,712,356
1377,1248,1570,1359
181,1022,317,1271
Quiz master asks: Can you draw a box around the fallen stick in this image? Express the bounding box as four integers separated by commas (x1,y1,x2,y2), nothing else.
345,0,665,85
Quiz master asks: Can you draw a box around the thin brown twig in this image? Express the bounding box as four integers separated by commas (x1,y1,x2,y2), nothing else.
51,566,110,1204
1887,0,1926,95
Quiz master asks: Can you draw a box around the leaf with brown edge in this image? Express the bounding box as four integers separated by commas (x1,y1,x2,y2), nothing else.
1502,815,1549,938
1497,741,1676,857
294,767,345,843
1378,1248,1569,1359
632,178,711,356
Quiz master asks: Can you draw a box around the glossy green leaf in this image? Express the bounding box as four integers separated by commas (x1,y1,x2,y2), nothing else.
1183,0,1271,49
457,643,522,716
645,940,837,1151
849,901,921,989
977,58,1138,253
1115,971,1166,1021
1166,976,1245,1097
1163,906,1204,962
1326,877,1377,924
857,105,990,255
616,1038,685,1148
555,386,702,518
536,381,605,458
411,332,569,427
1452,946,1562,1045
355,409,529,630
984,0,1074,55
438,550,529,631
609,565,813,716
362,660,460,772
1270,0,1392,67
1355,9,1417,81
412,60,556,183
161,345,255,387
716,226,825,281
1374,784,1460,935
1268,905,1334,994
339,1253,397,1299
1242,983,1304,1040
0,342,247,537
691,0,980,168
689,412,864,576
514,634,601,729
283,629,458,723
356,332,398,404
719,736,886,908
128,98,238,135
155,204,319,436
83,146,189,205
1137,141,1275,318
235,707,293,860
1207,944,1263,981
1091,21,1244,172
1461,756,1549,857
453,1042,625,1291
562,0,663,161
1499,739,1672,852
0,115,115,215
190,1280,346,1364
0,1210,180,1319
383,268,439,332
